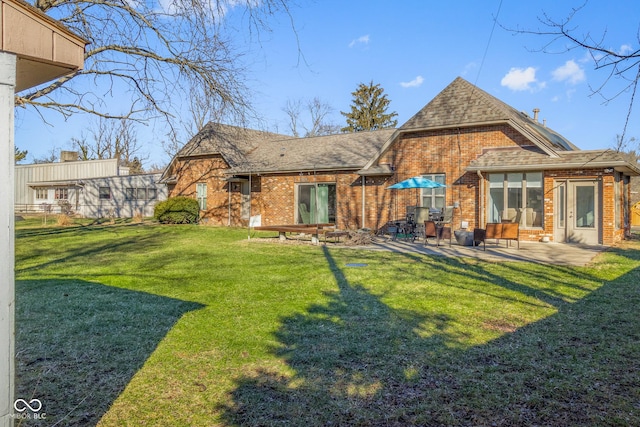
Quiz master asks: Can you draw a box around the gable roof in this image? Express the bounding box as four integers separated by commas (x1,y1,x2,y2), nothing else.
173,122,292,167
401,77,578,153
159,123,293,182
360,77,578,173
467,147,640,175
230,128,396,174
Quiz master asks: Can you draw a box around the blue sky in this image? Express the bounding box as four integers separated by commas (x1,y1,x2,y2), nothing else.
14,0,640,166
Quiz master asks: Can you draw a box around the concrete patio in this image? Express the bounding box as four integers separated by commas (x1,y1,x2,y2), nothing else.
350,238,609,267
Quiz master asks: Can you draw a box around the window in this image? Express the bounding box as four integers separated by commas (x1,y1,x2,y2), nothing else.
99,187,111,200
196,183,207,210
125,188,135,200
55,188,68,200
125,187,158,200
296,183,336,224
421,174,446,209
35,188,48,200
488,172,543,227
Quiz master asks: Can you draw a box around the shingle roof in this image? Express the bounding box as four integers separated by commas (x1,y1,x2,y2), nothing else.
467,147,640,175
174,123,292,167
230,129,396,174
399,77,579,154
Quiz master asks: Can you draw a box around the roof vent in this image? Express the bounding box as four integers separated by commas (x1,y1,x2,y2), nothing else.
533,108,540,123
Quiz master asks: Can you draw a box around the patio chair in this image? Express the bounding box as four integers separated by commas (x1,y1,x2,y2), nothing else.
424,220,438,245
441,206,454,225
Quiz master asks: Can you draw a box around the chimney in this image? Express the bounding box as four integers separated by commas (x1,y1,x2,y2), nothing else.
533,108,540,123
60,151,79,162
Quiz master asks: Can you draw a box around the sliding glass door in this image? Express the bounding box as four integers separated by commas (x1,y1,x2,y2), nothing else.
296,183,336,224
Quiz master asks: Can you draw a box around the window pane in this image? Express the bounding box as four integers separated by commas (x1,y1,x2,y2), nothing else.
507,173,523,188
99,187,111,200
421,173,446,207
125,188,135,200
525,188,542,227
297,183,336,224
196,183,207,210
576,186,595,228
489,187,504,223
489,174,504,188
526,172,542,187
506,187,522,222
525,173,543,227
137,188,147,200
148,188,157,200
558,185,565,228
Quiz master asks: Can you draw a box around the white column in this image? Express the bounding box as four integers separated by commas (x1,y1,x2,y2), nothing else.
0,51,16,427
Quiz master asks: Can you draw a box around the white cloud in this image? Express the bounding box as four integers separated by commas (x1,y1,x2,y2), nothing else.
349,35,370,48
552,60,586,85
619,44,633,55
500,67,539,91
461,62,478,76
400,75,424,88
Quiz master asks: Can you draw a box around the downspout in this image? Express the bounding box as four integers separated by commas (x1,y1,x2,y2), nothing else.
361,176,366,229
247,172,252,240
477,169,484,227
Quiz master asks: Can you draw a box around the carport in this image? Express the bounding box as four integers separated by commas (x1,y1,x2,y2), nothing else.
1,0,85,423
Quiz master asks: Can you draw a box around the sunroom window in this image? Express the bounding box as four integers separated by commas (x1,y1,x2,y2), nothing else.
488,172,543,227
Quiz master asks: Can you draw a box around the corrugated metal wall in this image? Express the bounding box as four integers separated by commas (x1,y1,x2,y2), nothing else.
14,159,166,218
15,158,123,205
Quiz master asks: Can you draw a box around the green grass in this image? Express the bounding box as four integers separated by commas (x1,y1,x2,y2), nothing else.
14,222,640,426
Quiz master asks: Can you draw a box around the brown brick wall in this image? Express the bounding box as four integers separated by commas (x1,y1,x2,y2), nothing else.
167,126,631,244
372,124,527,230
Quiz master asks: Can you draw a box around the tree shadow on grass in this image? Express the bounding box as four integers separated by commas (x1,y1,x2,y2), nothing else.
221,246,640,426
15,279,203,427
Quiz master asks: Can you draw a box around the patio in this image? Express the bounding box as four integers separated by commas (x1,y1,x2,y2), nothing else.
349,237,608,267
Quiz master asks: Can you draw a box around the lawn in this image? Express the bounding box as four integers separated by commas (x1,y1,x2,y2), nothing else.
14,220,640,426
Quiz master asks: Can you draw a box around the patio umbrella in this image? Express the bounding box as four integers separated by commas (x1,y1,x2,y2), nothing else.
387,176,447,218
387,176,447,189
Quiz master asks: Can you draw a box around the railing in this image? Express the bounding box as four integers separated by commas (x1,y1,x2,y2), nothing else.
14,203,72,215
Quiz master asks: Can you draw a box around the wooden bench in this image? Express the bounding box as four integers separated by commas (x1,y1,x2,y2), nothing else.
253,224,336,245
474,222,520,250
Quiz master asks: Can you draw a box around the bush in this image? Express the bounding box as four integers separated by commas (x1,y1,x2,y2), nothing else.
154,197,200,224
56,214,74,226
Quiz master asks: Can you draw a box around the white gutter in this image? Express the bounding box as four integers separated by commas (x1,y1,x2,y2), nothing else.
361,177,366,229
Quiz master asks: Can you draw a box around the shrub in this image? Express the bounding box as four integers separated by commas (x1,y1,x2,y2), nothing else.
56,214,73,226
132,210,144,223
154,197,200,224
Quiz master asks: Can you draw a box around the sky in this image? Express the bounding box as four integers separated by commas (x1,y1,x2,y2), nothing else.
14,0,640,167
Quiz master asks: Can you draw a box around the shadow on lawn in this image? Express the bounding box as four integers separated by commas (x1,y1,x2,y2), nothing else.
222,246,640,426
15,279,203,427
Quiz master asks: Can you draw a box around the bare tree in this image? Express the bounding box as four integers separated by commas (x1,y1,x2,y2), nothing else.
506,4,640,144
31,147,60,164
283,97,340,137
161,84,222,160
283,98,303,137
71,118,147,172
16,0,296,128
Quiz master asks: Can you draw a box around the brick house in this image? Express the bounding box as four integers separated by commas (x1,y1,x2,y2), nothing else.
161,77,640,245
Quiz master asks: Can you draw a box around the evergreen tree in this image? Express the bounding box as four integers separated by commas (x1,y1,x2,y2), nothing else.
14,146,28,163
340,81,398,132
